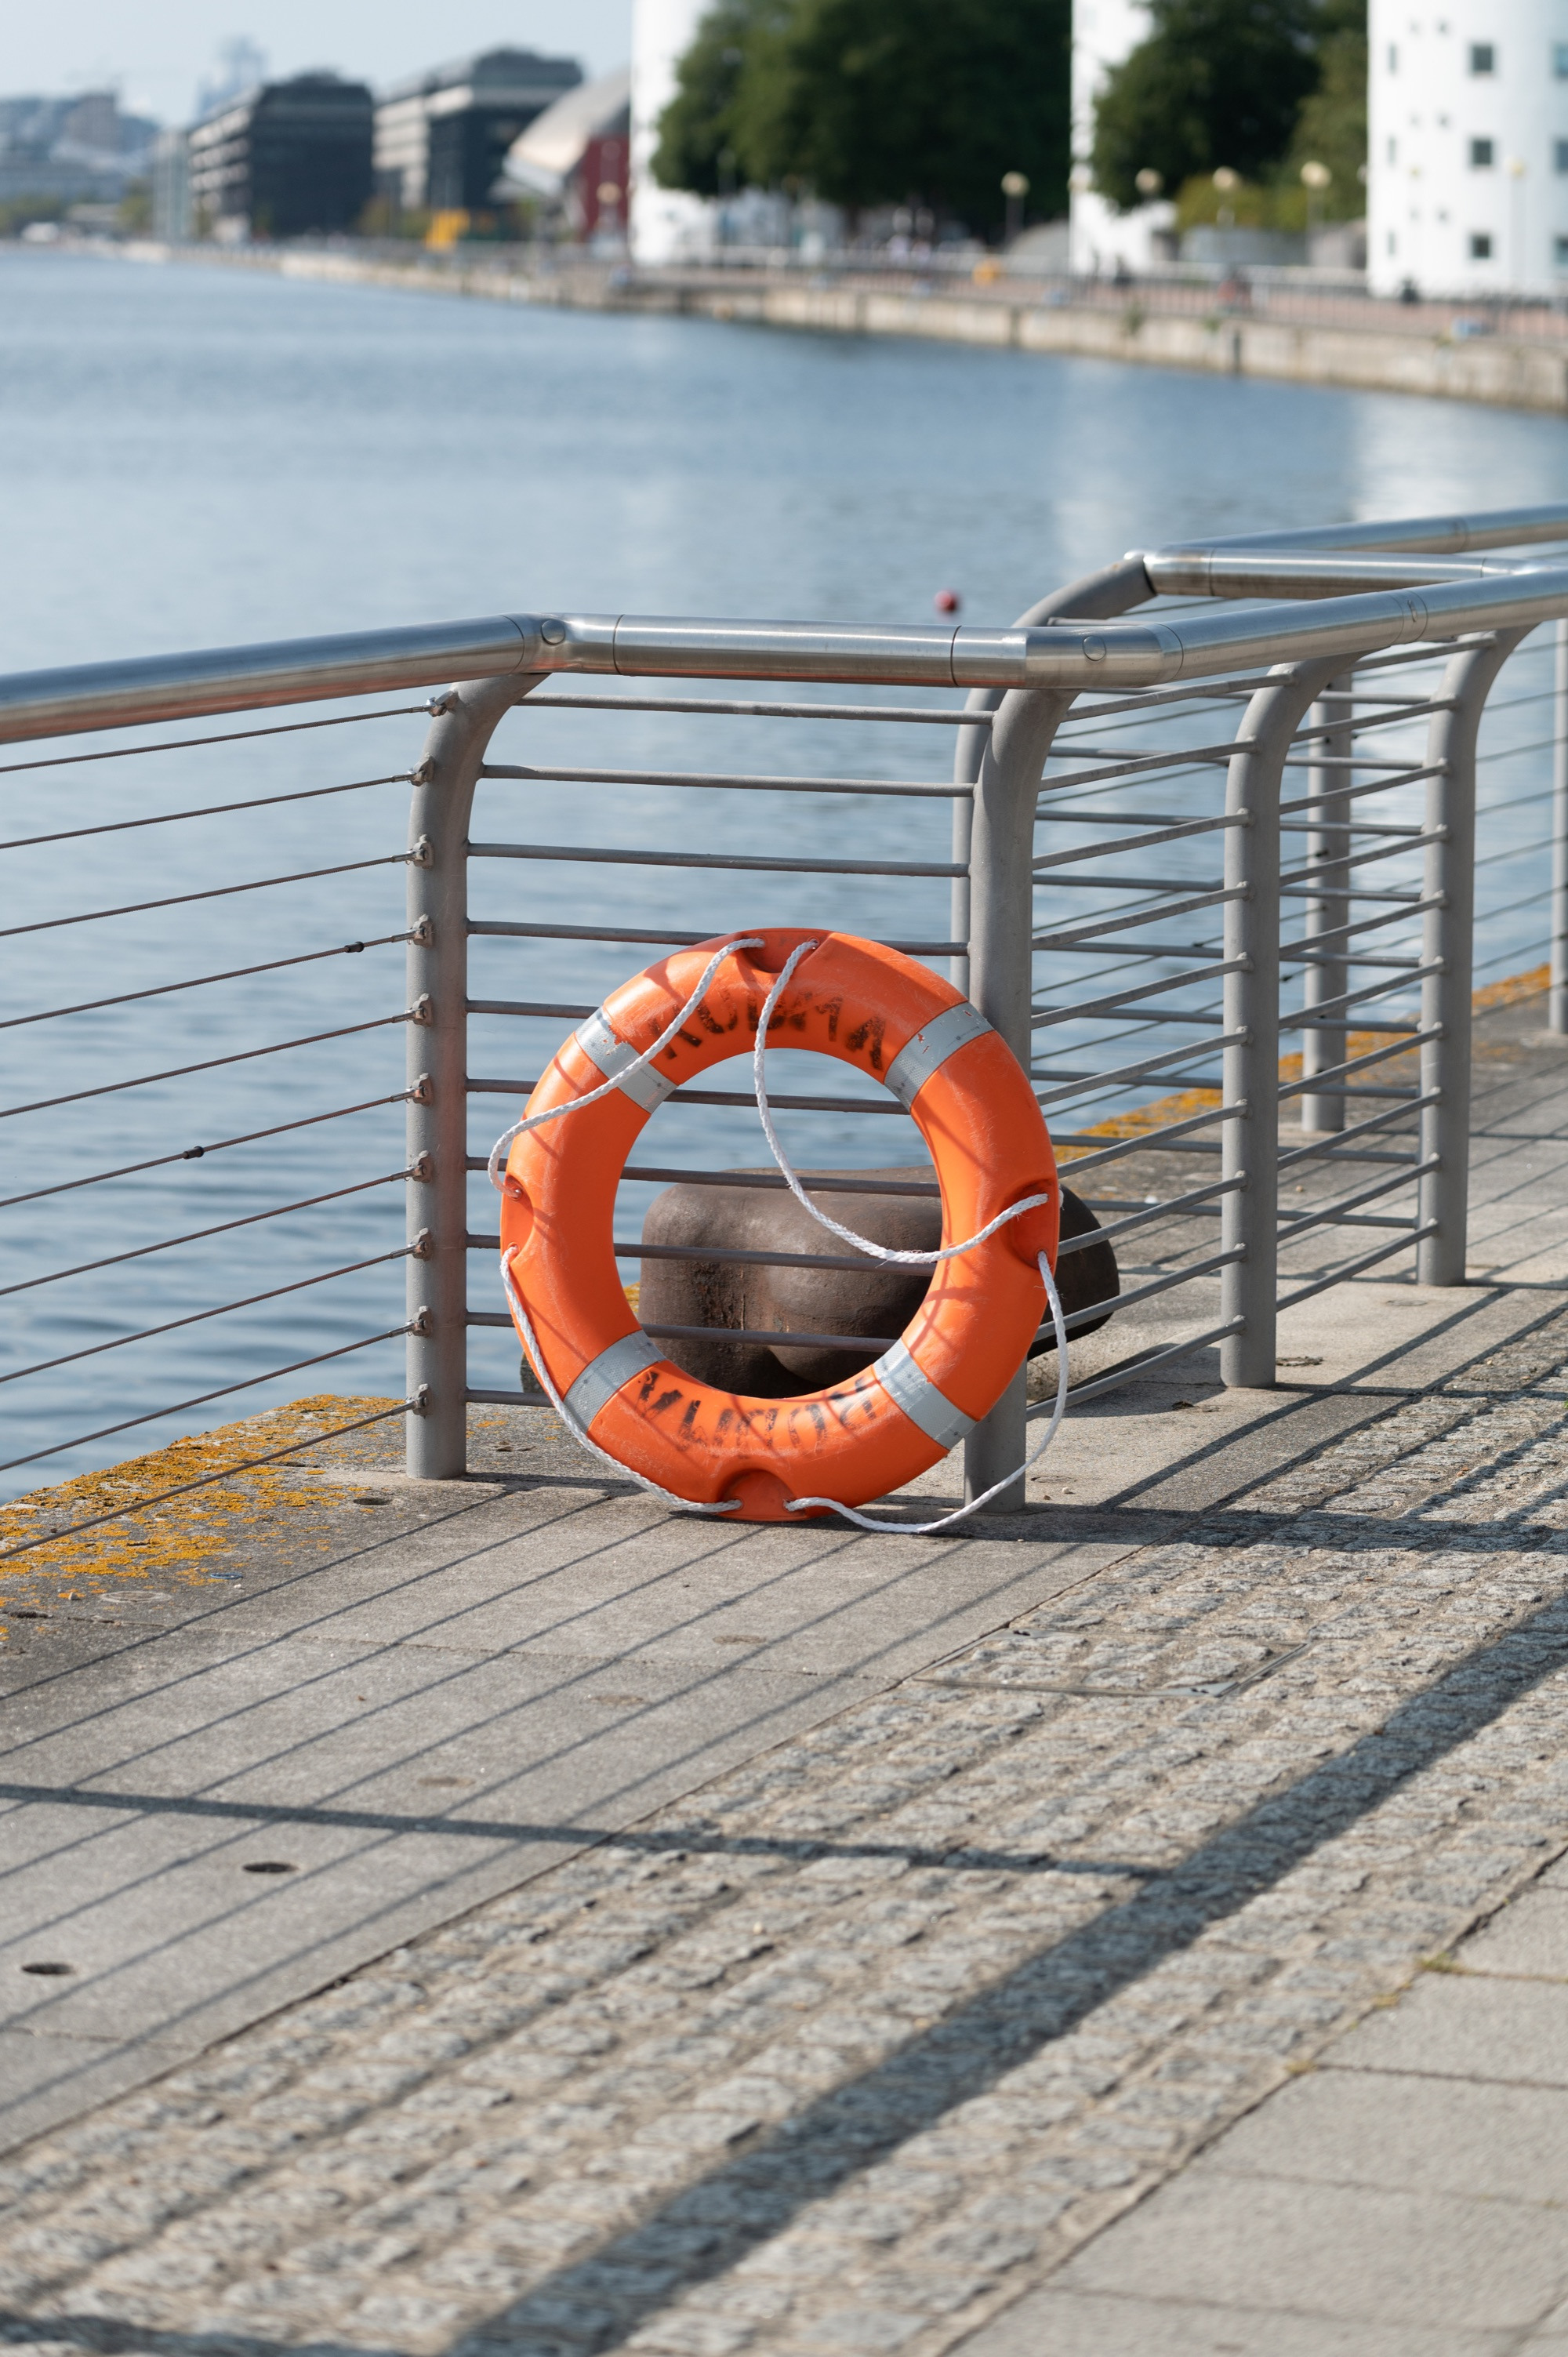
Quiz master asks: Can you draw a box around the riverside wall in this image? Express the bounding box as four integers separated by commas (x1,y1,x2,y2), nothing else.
141,242,1568,416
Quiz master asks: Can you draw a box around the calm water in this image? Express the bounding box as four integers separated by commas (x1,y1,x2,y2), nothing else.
4,250,1566,1495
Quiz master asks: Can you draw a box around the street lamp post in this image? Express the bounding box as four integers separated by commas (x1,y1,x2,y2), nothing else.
1001,169,1029,247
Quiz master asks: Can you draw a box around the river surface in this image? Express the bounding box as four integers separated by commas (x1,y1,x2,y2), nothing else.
3,249,1566,1495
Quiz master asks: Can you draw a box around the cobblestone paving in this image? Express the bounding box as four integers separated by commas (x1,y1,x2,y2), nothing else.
9,1304,1568,2356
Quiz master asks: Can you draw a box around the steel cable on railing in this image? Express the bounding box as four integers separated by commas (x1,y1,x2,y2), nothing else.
2,933,412,1032
0,1399,416,1566
0,703,434,779
0,1092,417,1214
1,854,414,940
2,1011,417,1121
0,1248,416,1389
480,762,971,801
1,772,419,854
0,1327,421,1478
0,1167,418,1301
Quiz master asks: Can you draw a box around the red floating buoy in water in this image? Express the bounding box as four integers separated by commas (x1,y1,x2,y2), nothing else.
934,588,960,614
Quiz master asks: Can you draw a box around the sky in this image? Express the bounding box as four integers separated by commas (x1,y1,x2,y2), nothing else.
5,2,634,124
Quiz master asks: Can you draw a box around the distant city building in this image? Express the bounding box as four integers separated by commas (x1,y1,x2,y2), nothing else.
1369,0,1568,294
495,68,631,239
196,38,268,123
630,0,718,263
373,49,581,217
1069,0,1175,273
0,91,157,204
187,73,373,240
151,128,191,241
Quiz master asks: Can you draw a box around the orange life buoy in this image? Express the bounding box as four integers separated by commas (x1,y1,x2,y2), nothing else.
499,929,1058,1522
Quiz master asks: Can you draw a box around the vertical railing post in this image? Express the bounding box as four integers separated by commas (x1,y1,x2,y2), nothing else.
1222,659,1344,1388
1552,617,1568,1034
964,685,1075,1509
1300,673,1354,1132
406,672,542,1480
1418,630,1526,1286
951,557,1156,997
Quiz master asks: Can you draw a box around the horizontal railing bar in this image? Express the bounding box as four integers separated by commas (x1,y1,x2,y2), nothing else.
0,1400,413,1568
1031,960,1242,1029
1290,949,1426,971
521,694,992,725
1058,1317,1246,1406
0,1092,414,1215
1277,1099,1436,1168
1338,1084,1422,1099
1057,1175,1242,1253
1276,819,1426,837
1037,1004,1227,1031
625,1165,939,1195
2,1013,414,1122
1276,1158,1437,1235
1274,1222,1438,1311
1279,832,1442,884
467,839,964,880
612,1240,886,1273
0,704,432,780
1279,884,1423,905
1030,871,1227,895
1286,1211,1422,1230
1279,899,1441,959
1053,1246,1243,1334
0,1248,414,1389
1,855,411,941
642,1322,898,1352
1039,742,1250,790
0,1168,413,1301
4,934,410,1033
1276,1031,1437,1100
468,921,964,954
1062,682,1263,719
467,1080,910,1113
2,579,1555,750
1033,815,1241,872
1278,753,1434,772
1287,1015,1421,1035
480,762,967,801
1278,964,1439,1025
0,772,413,855
467,999,595,1021
1278,770,1443,817
1055,1103,1241,1171
0,1327,416,1479
1034,1033,1245,1103
1033,886,1242,951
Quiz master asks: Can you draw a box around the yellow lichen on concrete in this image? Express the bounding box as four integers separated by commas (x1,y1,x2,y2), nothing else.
0,1393,399,1624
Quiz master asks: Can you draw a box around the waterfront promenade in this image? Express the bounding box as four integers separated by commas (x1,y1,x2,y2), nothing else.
128,239,1568,416
5,983,1568,2348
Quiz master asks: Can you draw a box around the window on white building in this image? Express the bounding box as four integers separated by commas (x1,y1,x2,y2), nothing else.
1556,139,1568,172
1556,235,1568,266
1555,42,1568,75
1469,42,1495,73
1388,136,1399,162
1388,43,1399,70
1469,231,1494,256
1469,137,1494,166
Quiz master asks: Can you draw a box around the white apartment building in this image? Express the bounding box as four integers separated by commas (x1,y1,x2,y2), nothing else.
1369,0,1568,293
630,0,717,263
1070,0,1175,272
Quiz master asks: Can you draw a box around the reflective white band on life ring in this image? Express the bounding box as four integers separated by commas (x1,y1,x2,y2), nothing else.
883,999,993,1110
574,1009,678,1110
869,1340,976,1451
564,1330,666,1428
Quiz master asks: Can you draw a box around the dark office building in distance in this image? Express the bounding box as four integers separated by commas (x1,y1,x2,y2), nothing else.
374,50,582,217
188,73,373,238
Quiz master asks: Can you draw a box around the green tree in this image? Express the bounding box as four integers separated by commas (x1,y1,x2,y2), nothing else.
656,0,1072,237
652,0,786,197
1286,0,1367,216
1091,0,1324,211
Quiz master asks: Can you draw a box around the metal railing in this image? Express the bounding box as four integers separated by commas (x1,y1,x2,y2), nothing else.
5,499,1568,1532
